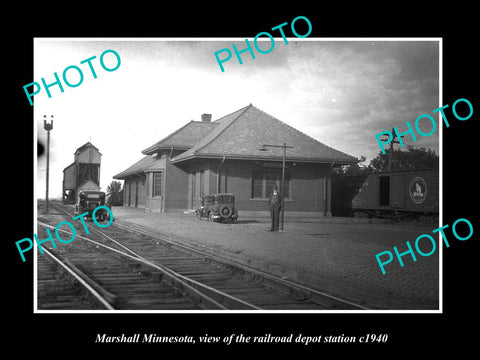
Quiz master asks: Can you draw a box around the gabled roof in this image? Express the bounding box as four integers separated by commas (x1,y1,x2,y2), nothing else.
142,120,217,155
113,156,153,179
74,142,101,156
113,153,166,179
171,104,357,165
77,179,100,191
114,104,358,179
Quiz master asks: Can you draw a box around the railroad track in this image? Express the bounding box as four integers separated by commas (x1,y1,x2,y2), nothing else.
36,202,369,311
36,246,112,310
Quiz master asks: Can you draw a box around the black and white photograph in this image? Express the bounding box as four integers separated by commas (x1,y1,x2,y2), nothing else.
33,38,441,313
7,6,478,354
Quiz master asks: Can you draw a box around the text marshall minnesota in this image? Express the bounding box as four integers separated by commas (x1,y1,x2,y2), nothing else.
95,333,196,344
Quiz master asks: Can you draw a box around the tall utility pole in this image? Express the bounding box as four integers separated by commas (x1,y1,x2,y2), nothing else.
44,115,53,213
381,127,399,172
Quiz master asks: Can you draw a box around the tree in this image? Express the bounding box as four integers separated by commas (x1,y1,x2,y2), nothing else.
369,146,439,172
333,155,373,176
106,180,124,206
334,146,439,176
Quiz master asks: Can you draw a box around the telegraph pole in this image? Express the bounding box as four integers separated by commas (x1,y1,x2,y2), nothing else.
280,142,287,231
44,115,53,213
381,127,399,172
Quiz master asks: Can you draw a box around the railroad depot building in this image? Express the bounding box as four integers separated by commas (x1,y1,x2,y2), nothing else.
113,104,357,216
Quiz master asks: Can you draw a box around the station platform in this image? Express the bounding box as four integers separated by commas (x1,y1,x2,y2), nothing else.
110,206,439,310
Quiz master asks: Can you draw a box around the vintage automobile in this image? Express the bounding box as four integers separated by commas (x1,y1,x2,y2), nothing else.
73,190,108,221
195,193,238,223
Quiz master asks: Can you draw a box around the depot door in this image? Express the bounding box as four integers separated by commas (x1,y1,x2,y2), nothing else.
190,172,196,209
135,181,139,207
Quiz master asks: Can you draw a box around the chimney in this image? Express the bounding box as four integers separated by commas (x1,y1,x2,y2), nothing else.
201,113,212,123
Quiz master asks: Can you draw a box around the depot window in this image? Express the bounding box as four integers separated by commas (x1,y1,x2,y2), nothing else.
153,172,163,197
251,170,291,199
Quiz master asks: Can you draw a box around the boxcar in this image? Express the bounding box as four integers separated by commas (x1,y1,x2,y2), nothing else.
352,170,439,220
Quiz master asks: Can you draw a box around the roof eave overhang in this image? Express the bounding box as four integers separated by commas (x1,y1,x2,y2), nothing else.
171,153,358,166
113,171,146,180
142,145,191,156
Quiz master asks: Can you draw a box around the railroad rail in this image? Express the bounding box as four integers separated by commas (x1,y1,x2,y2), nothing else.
37,246,115,310
37,219,246,310
109,221,369,310
36,202,369,311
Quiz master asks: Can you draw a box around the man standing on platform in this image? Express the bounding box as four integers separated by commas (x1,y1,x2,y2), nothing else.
268,185,282,231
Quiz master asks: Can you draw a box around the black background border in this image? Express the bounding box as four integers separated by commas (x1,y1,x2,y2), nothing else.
7,4,478,355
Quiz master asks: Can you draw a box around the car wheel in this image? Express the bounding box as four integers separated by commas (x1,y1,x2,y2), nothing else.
219,205,232,218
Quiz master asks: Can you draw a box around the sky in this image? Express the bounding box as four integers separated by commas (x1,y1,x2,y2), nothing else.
34,38,440,199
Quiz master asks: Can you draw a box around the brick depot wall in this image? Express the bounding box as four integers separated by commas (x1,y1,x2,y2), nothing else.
122,158,333,215
215,160,332,214
123,175,146,208
164,157,189,211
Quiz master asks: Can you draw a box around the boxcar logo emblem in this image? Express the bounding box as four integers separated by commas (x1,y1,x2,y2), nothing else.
409,177,427,204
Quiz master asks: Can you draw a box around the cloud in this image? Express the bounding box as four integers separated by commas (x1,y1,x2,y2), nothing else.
34,39,440,197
